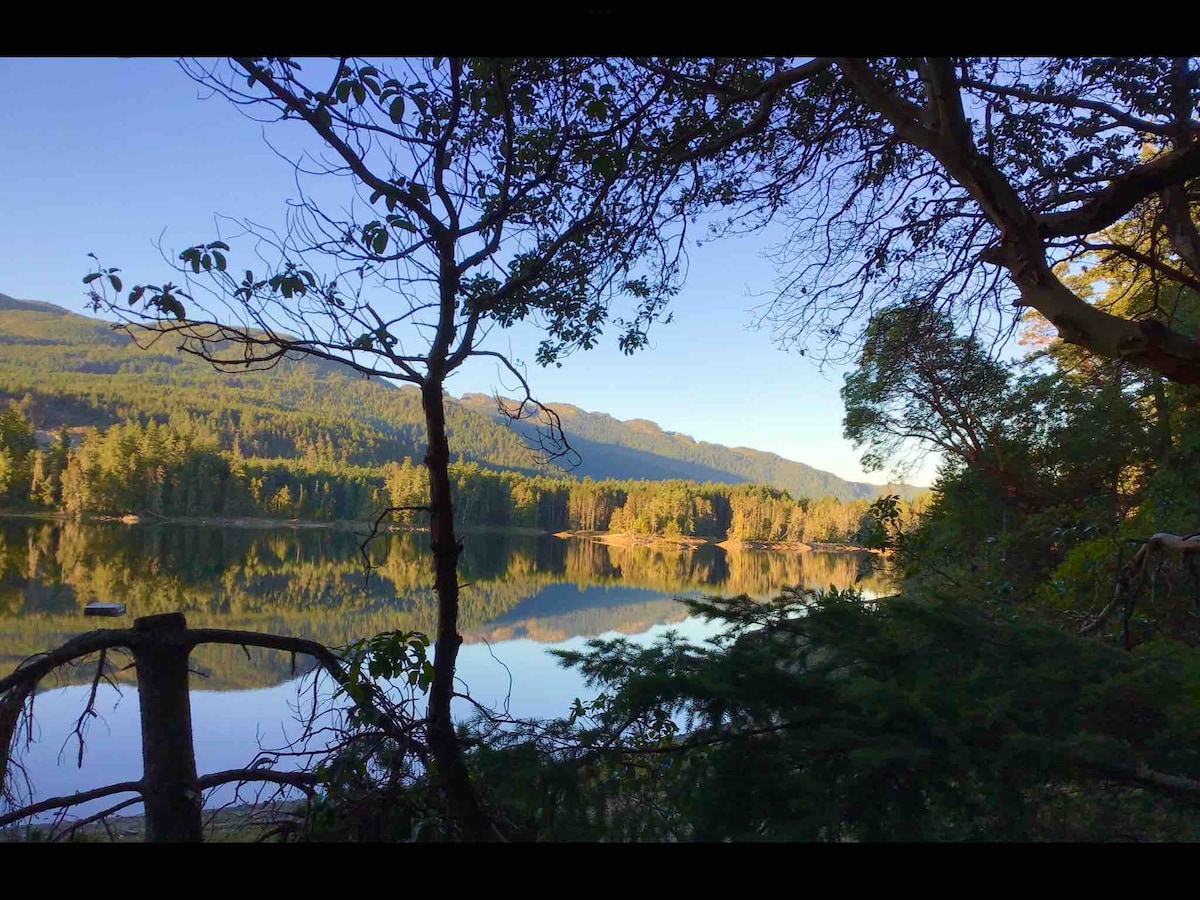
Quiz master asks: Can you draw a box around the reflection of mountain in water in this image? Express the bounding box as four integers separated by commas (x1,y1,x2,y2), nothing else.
475,585,696,644
0,519,891,690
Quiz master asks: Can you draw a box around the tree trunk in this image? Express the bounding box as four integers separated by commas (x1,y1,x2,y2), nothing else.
420,379,493,840
132,613,202,842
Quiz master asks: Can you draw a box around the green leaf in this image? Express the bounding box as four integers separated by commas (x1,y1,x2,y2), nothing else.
372,231,389,254
82,273,102,284
591,155,617,179
389,96,405,124
159,294,186,320
212,251,227,272
108,274,123,292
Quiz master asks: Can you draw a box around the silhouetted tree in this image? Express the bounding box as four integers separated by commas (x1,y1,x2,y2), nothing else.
84,57,694,837
646,57,1200,382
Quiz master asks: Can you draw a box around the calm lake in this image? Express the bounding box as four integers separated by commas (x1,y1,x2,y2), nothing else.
0,517,890,820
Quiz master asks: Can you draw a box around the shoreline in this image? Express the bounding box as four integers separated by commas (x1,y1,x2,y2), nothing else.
571,530,711,551
1,511,872,553
1,800,304,843
718,538,814,552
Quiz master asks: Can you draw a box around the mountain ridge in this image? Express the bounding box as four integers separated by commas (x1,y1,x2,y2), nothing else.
0,294,918,501
456,393,917,501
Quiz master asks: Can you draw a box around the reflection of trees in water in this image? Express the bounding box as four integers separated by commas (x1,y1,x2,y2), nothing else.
0,521,891,689
567,541,891,599
720,548,890,598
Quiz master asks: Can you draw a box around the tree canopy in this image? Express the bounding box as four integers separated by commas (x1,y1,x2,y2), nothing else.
841,303,1015,480
87,58,691,391
643,57,1200,382
81,56,709,840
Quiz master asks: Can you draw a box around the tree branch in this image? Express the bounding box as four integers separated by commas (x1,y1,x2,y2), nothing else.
0,780,143,829
960,76,1178,137
231,58,446,239
1037,143,1200,239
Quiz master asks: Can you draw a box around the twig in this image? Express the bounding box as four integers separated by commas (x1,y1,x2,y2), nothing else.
65,648,108,769
51,796,142,842
0,780,143,829
358,504,430,583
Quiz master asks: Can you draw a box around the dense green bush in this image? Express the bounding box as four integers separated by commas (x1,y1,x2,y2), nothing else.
454,588,1200,841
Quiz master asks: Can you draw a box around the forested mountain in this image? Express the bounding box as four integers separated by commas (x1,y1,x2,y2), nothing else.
0,293,539,473
0,294,908,501
458,394,915,500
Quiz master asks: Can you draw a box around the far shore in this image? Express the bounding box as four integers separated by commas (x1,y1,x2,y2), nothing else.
0,510,872,553
557,530,711,551
718,538,813,552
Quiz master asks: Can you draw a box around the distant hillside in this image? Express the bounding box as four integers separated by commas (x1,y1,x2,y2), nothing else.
458,395,919,502
0,292,76,315
0,294,916,501
0,294,541,474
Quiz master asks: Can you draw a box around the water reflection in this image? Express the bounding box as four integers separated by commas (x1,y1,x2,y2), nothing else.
0,518,890,691
2,517,891,821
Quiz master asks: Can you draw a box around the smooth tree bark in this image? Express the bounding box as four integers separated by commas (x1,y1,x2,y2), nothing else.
837,57,1200,382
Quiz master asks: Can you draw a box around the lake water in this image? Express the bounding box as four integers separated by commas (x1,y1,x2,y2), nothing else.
0,518,889,823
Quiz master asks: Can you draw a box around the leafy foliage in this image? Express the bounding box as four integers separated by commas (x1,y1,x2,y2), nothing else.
474,588,1200,841
842,303,1018,481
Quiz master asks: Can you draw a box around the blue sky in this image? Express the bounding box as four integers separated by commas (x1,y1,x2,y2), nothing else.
0,57,938,486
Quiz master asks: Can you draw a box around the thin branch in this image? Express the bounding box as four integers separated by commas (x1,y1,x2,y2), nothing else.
0,780,143,829
50,796,143,842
